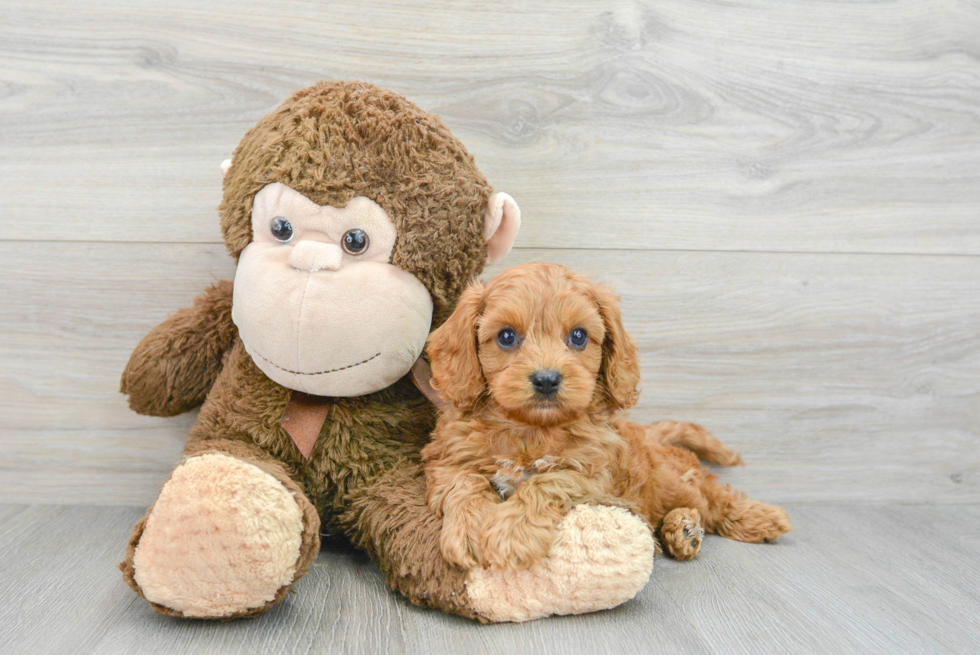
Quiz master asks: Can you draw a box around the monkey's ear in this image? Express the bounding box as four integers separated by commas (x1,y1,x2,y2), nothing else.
221,157,233,178
484,192,521,266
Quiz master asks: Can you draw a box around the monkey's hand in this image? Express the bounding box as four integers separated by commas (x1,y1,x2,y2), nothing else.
120,280,237,417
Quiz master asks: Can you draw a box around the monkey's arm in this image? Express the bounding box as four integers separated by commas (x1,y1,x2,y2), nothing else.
341,458,484,619
120,280,237,417
343,451,654,622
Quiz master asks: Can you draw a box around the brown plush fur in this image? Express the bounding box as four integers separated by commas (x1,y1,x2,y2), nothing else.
120,280,237,417
422,263,792,568
121,81,497,620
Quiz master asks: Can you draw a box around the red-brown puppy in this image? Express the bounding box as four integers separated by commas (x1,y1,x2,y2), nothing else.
422,263,791,570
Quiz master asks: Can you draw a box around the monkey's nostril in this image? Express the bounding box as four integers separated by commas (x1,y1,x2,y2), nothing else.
530,369,562,396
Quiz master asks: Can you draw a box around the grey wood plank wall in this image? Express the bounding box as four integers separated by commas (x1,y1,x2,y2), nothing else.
0,0,978,506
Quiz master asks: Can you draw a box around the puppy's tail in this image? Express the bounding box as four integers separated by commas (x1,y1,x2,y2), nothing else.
647,421,743,466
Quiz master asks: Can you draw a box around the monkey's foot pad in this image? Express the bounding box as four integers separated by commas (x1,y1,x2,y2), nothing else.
466,505,655,622
132,453,305,618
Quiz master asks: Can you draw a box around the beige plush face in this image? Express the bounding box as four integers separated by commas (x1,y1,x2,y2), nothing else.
232,183,434,396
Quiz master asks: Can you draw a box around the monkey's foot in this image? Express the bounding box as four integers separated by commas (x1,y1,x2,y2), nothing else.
660,507,703,560
123,452,319,618
465,505,654,622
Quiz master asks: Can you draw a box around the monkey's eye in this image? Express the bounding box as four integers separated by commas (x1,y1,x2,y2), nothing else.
567,327,588,350
271,217,293,242
497,328,518,349
342,229,369,255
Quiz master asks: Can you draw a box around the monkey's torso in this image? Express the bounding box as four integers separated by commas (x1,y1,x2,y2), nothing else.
188,338,437,532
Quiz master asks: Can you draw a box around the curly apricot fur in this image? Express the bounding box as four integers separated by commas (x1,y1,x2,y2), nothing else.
423,263,792,569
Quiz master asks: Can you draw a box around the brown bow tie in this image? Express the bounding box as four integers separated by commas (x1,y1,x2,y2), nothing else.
279,358,448,460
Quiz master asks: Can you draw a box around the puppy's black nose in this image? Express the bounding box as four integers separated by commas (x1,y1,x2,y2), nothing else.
530,369,562,396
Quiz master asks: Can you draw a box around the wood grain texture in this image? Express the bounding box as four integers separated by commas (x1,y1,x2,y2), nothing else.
653,504,980,654
0,505,143,654
1,242,977,505
0,0,978,253
1,504,977,654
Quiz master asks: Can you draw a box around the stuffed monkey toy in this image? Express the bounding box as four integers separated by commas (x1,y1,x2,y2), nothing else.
119,81,655,622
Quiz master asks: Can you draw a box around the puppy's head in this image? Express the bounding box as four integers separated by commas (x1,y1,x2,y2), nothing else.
427,263,640,425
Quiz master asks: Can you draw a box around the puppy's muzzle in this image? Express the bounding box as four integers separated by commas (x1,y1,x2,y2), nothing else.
530,369,562,397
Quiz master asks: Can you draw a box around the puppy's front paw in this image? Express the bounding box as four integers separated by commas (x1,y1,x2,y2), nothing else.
479,506,556,571
660,507,703,560
440,517,483,569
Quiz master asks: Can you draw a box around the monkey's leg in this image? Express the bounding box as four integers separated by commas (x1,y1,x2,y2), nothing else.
121,440,320,619
343,460,656,623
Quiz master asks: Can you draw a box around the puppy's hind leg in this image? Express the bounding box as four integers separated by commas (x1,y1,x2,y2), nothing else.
701,478,792,543
659,508,704,560
648,421,743,466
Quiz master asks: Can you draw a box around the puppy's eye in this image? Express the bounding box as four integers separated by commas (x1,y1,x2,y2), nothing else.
271,217,293,242
497,328,518,349
342,228,369,255
567,327,588,350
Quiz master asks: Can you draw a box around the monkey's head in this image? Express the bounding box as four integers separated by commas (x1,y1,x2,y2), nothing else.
219,81,520,397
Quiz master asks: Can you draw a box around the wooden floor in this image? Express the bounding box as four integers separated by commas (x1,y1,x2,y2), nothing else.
2,503,978,654
1,0,979,653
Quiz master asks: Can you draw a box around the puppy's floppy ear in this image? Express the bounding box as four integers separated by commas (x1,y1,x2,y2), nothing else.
427,281,486,409
593,283,641,411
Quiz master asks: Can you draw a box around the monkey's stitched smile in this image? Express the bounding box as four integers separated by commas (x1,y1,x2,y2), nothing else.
245,342,382,376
